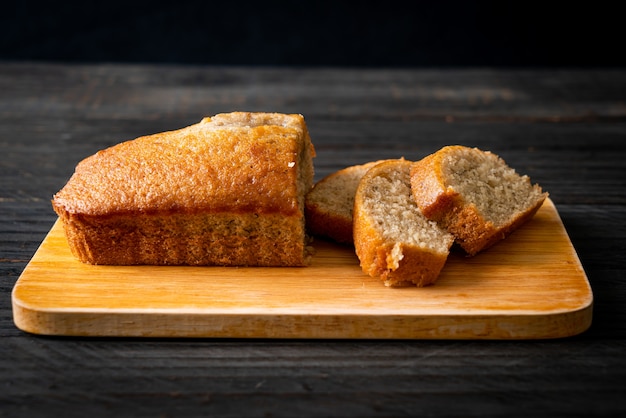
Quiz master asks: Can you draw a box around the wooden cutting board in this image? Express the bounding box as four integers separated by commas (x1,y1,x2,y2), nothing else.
12,198,592,339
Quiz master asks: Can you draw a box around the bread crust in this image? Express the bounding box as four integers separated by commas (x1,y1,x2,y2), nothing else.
305,206,353,245
353,160,453,287
410,145,547,256
52,112,315,266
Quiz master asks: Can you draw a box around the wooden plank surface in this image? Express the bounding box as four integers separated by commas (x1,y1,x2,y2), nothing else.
2,63,625,417
12,199,592,339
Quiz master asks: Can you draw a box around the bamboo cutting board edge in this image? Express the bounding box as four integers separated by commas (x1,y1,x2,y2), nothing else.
11,198,593,339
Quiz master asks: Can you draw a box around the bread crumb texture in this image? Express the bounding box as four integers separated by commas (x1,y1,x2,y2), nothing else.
305,160,385,244
411,145,547,256
353,160,454,287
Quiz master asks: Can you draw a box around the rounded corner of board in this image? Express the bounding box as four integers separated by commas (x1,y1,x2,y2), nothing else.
11,290,62,337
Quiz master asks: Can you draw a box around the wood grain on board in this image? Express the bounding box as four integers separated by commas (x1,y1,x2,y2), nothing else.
12,199,592,339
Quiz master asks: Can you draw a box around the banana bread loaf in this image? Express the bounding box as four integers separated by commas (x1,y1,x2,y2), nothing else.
52,112,316,266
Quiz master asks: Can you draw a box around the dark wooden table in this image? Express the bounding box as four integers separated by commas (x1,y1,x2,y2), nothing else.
1,62,625,417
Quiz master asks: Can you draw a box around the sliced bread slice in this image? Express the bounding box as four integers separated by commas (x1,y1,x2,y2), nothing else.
305,160,386,244
410,145,548,256
353,159,454,287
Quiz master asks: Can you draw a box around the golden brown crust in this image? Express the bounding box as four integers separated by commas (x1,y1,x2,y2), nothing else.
52,112,315,266
408,150,458,219
305,207,353,245
56,211,308,266
410,145,547,256
353,160,452,287
53,113,313,217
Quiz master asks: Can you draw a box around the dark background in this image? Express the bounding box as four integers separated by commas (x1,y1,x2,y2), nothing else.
1,0,624,68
